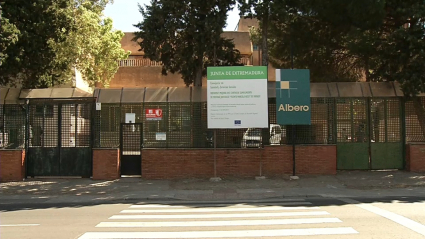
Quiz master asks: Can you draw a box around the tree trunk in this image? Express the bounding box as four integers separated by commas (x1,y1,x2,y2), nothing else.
261,9,269,67
364,57,370,82
412,96,425,140
193,58,203,87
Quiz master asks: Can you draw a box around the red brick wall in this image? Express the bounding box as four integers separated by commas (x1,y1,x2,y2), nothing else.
0,150,26,182
406,144,425,172
295,145,337,174
142,145,336,179
92,149,120,180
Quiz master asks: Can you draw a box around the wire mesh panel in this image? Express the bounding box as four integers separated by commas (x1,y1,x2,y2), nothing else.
2,105,26,149
370,98,401,143
191,102,208,148
120,123,142,175
336,98,369,143
121,104,143,123
143,103,168,148
0,104,3,148
121,123,142,155
28,103,59,148
94,104,120,148
404,97,425,142
284,98,334,144
168,103,191,148
61,103,92,147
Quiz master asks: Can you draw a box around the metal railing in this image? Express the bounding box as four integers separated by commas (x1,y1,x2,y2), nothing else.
118,57,251,67
4,97,425,149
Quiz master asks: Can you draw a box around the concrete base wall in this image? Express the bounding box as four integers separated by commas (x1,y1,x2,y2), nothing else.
406,144,425,172
142,145,337,179
0,150,26,182
92,148,120,180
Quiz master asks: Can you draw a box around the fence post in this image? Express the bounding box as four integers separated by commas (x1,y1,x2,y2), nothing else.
24,100,29,178
400,97,407,169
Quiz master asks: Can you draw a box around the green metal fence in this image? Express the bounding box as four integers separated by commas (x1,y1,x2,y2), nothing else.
93,97,337,149
4,86,425,152
0,104,26,149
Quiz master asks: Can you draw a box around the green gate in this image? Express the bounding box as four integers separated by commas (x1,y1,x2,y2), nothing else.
337,98,404,170
336,98,370,169
27,100,94,177
370,98,404,169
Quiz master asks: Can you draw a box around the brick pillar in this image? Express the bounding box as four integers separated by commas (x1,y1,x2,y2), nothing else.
406,144,425,172
0,150,26,182
92,148,120,180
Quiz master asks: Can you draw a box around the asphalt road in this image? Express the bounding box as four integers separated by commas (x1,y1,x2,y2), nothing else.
1,197,425,239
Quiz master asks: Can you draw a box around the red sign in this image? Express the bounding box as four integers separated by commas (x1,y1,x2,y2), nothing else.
145,109,163,120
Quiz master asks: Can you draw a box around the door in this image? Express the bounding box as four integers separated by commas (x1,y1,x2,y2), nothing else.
370,98,404,169
27,101,93,177
120,123,142,176
336,98,370,170
336,98,404,170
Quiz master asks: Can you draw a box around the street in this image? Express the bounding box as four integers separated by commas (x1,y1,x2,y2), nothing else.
1,197,425,239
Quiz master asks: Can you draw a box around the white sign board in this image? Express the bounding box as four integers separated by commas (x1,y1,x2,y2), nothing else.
156,132,166,141
96,103,101,111
125,113,136,123
207,66,268,129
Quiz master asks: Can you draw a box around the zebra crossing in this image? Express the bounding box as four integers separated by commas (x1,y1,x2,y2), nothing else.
78,199,358,239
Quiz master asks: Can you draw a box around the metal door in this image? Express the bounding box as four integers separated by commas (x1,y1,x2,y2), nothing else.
336,98,370,169
370,98,404,169
120,123,142,175
27,101,93,177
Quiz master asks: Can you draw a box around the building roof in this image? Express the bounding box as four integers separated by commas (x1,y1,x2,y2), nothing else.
121,33,144,56
1,82,404,104
122,31,253,56
237,17,259,32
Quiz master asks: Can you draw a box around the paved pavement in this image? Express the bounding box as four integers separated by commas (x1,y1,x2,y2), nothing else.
1,170,425,204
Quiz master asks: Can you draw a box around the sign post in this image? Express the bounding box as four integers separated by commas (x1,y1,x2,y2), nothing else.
276,69,311,177
207,66,269,181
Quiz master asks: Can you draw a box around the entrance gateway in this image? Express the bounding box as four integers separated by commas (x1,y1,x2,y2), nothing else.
120,123,142,176
27,99,94,177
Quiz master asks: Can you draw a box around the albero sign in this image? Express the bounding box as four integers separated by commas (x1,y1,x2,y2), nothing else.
276,69,311,125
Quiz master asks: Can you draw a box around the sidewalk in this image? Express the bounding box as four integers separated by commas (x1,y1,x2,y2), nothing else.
1,171,424,204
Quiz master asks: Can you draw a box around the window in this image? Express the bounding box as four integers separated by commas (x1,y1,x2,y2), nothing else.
253,44,258,51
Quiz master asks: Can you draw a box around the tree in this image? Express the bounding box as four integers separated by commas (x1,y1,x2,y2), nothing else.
50,0,130,87
0,0,74,88
0,18,19,66
133,0,241,87
266,0,385,82
0,0,128,88
267,0,425,137
238,0,271,66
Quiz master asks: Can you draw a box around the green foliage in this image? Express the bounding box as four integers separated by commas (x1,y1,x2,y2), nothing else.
0,18,19,66
133,0,241,86
0,0,74,88
0,0,128,88
237,0,272,66
266,0,425,93
50,1,129,87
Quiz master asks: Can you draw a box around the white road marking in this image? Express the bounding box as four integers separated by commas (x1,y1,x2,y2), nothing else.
96,218,342,228
0,224,40,227
78,227,358,239
129,200,306,208
340,198,425,236
121,206,318,213
109,211,330,219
